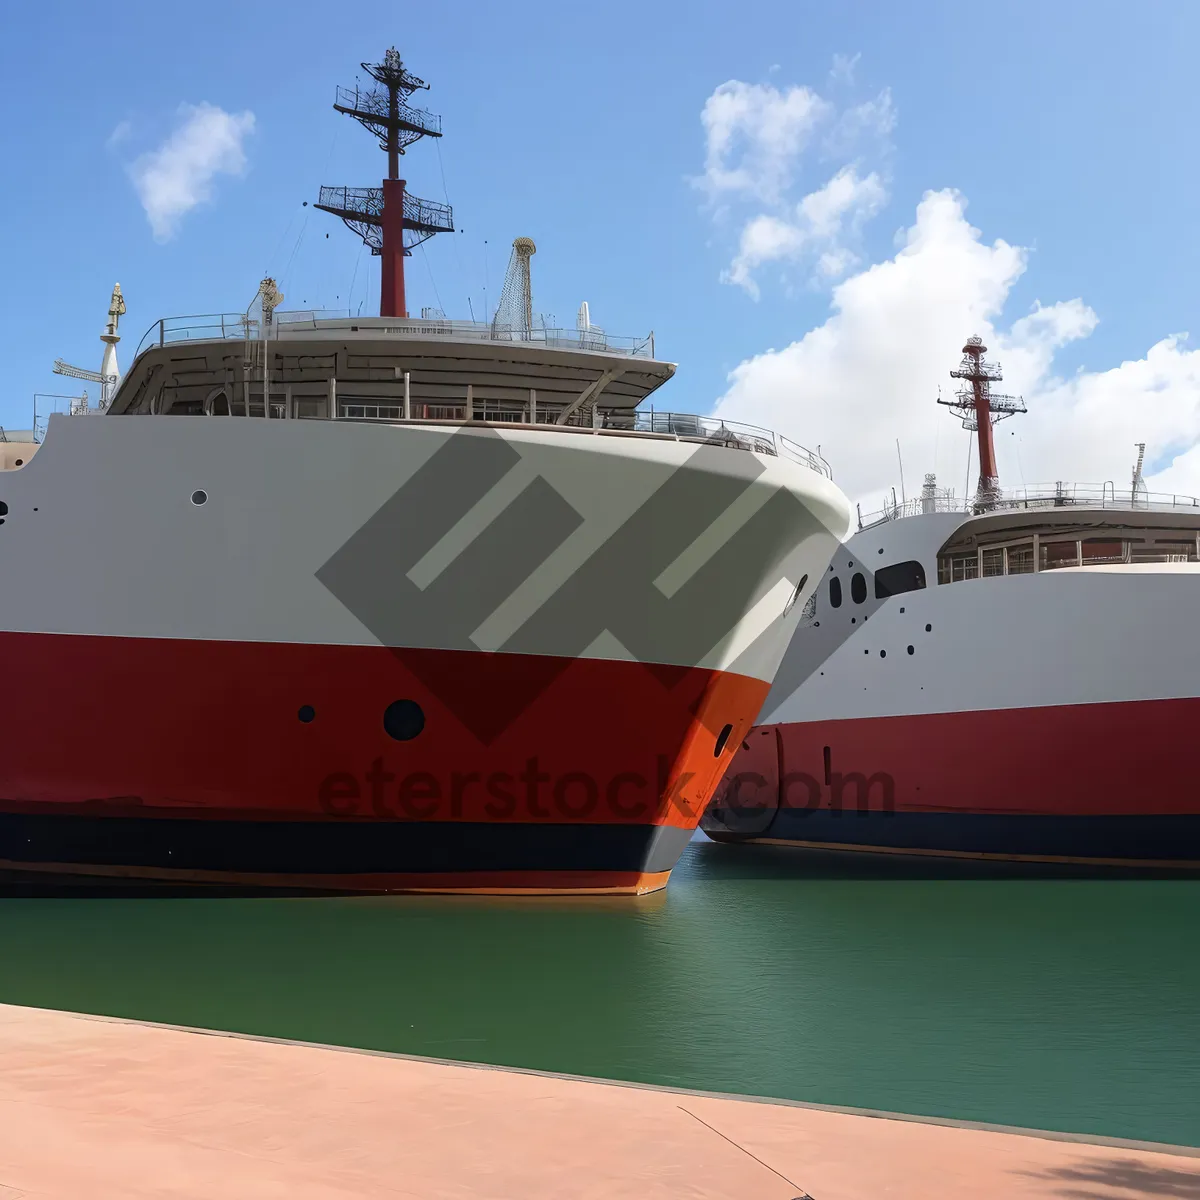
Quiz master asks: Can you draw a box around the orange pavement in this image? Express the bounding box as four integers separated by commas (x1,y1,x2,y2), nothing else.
0,1003,1195,1199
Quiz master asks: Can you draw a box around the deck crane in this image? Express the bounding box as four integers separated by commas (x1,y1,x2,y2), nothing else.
53,284,126,410
1132,443,1148,506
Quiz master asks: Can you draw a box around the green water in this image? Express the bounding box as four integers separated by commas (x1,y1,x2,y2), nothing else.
0,839,1197,1147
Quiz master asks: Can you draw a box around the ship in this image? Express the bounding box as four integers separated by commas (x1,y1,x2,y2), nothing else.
702,336,1200,867
0,49,851,894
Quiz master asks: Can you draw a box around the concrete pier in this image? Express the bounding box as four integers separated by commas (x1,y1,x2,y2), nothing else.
0,1003,1194,1198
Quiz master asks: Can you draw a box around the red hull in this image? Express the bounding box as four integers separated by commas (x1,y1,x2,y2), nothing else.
0,632,768,892
702,699,1200,864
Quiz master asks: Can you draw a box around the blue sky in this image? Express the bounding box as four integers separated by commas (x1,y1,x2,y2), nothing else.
3,0,1198,500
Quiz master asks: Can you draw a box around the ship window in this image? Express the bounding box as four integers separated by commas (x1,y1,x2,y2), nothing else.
343,403,403,420
295,398,325,419
874,560,926,598
938,552,979,584
1040,540,1079,571
1006,544,1035,574
981,548,1005,577
1082,538,1127,564
1132,538,1196,563
850,572,867,604
829,577,843,608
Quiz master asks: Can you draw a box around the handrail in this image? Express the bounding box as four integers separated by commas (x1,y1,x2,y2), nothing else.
327,411,833,475
859,481,1200,528
616,412,831,477
133,311,656,360
135,313,258,359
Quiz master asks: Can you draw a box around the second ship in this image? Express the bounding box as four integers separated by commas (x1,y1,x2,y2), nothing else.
703,337,1200,866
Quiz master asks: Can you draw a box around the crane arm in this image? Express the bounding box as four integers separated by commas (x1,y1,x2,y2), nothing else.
53,359,116,384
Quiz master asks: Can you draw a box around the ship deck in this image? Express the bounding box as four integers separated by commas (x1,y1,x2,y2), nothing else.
0,1002,1193,1198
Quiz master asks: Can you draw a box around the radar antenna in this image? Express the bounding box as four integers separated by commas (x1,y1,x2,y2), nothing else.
491,238,536,338
937,336,1025,512
314,47,455,319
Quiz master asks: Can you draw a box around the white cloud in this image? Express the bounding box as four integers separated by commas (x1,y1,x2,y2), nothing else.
829,53,861,85
106,120,132,149
711,188,1200,507
130,103,255,241
824,88,896,157
725,166,886,296
697,80,831,205
798,166,886,237
697,73,893,296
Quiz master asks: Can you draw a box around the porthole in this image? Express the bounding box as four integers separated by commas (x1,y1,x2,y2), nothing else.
829,577,843,608
907,645,914,655
190,489,208,506
925,623,932,632
880,650,886,658
14,459,22,467
384,699,425,741
298,705,315,723
850,572,867,604
0,500,7,526
714,723,733,757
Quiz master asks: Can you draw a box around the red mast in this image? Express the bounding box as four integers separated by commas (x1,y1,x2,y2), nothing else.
938,336,1026,511
315,48,454,318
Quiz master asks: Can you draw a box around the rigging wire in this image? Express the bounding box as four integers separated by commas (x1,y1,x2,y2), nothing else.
419,242,445,315
264,207,301,278
347,241,365,316
434,138,469,315
932,398,940,484
357,255,372,317
279,212,311,293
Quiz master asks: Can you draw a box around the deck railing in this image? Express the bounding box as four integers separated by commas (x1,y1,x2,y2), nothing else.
326,409,833,477
134,312,657,360
134,313,259,358
620,412,831,477
859,482,1200,529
